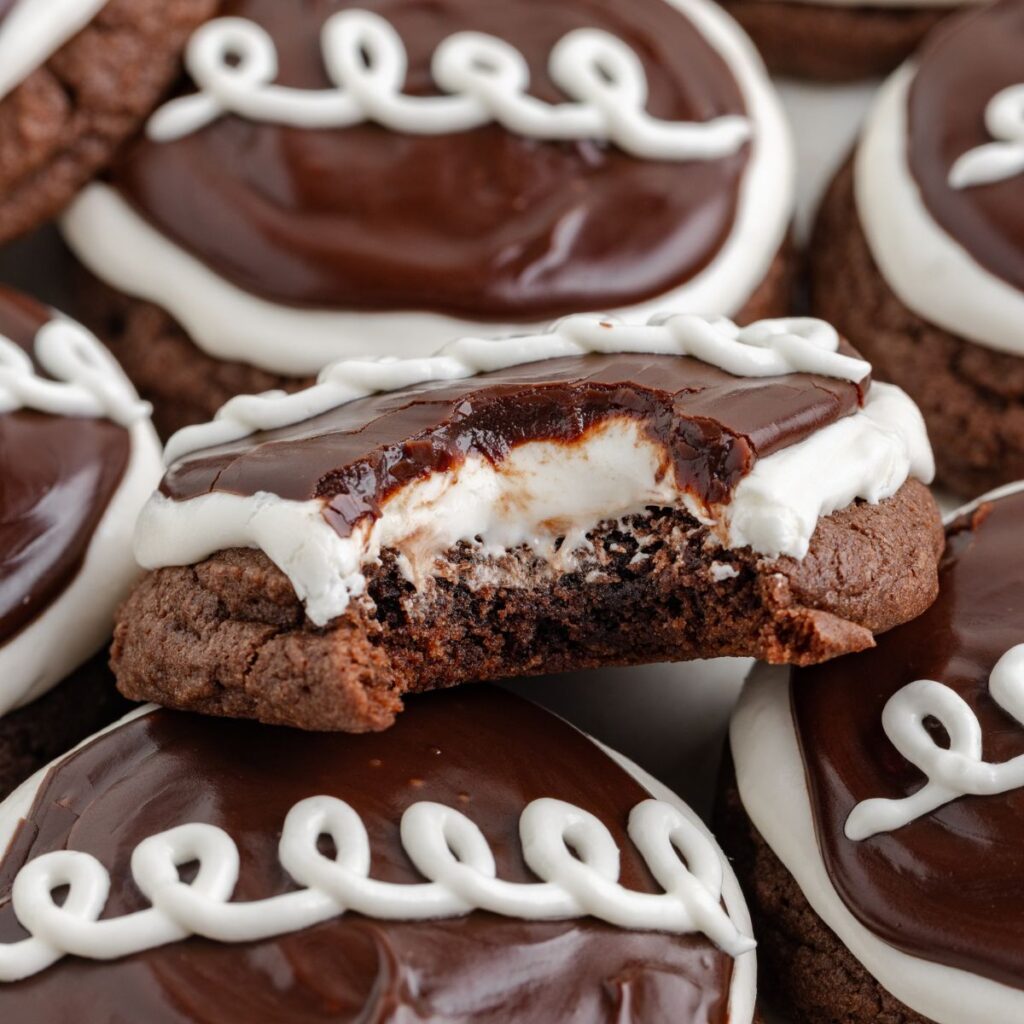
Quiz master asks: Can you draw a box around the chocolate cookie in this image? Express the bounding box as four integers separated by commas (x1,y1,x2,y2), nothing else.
811,0,1024,496
0,283,161,796
717,0,950,81
61,0,795,436
727,482,1024,1023
0,686,759,1023
112,314,942,731
0,0,218,245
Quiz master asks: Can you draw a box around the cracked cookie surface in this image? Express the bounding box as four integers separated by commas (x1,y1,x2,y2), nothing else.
0,0,218,244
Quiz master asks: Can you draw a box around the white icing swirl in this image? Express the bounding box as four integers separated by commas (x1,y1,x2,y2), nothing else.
163,313,868,465
846,643,1024,840
949,84,1024,189
0,791,752,983
148,9,750,163
0,0,108,101
0,318,150,426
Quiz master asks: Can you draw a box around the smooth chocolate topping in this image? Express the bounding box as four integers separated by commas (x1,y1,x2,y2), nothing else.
0,286,130,644
112,0,750,321
0,687,736,1022
162,351,867,536
908,0,1024,294
794,488,1024,989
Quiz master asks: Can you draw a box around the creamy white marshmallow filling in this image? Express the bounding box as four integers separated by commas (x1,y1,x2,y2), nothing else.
136,382,933,627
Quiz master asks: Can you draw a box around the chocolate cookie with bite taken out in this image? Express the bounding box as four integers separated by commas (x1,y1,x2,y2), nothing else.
113,313,941,732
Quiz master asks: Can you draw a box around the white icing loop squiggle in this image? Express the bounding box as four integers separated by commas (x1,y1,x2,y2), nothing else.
163,313,867,465
949,84,1024,189
0,795,753,983
846,643,1024,840
146,9,751,162
0,319,150,426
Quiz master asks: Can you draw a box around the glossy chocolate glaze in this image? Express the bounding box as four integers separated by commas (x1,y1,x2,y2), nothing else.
0,687,737,1022
908,0,1024,295
794,488,1024,989
112,0,751,321
162,351,867,536
0,286,129,644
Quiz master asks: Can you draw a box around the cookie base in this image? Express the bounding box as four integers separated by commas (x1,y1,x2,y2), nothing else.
718,0,947,81
112,481,942,732
73,237,798,440
716,765,935,1024
0,0,218,245
812,161,1024,497
0,652,131,801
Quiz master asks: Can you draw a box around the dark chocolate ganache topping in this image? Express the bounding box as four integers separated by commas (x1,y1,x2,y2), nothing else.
0,286,130,645
794,486,1024,989
908,0,1024,295
0,687,738,1023
112,0,752,321
162,351,868,537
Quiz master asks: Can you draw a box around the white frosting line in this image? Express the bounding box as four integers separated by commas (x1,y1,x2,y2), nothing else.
731,664,1024,1024
847,643,1024,840
949,84,1024,189
147,10,751,163
137,382,933,628
0,707,756,1020
0,318,151,426
60,0,794,377
856,63,1024,358
162,313,868,465
1,796,752,979
0,0,108,101
0,320,163,718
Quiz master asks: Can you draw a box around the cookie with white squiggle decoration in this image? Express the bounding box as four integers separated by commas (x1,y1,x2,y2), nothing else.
111,312,941,732
812,0,1024,496
724,480,1024,1024
59,0,795,438
0,284,162,799
0,0,218,244
0,686,760,1022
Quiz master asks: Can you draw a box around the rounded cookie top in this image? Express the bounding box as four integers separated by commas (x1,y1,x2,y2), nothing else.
731,482,1024,1023
0,686,756,1022
0,285,160,716
62,0,793,375
855,0,1024,356
793,484,1024,991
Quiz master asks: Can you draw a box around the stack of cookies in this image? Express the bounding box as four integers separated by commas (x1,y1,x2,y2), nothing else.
0,2,1019,1022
